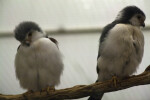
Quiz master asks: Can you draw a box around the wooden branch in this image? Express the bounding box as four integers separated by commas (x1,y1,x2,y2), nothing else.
0,65,150,100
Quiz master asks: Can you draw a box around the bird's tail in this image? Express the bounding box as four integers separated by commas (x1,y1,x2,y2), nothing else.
88,93,104,100
88,79,104,100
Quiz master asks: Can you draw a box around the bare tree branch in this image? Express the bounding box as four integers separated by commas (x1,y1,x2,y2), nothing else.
0,65,150,100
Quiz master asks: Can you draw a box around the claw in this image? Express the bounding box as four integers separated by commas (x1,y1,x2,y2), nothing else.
47,86,55,92
41,86,55,94
111,76,120,87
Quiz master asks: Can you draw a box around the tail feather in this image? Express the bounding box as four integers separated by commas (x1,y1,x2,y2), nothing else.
88,93,104,100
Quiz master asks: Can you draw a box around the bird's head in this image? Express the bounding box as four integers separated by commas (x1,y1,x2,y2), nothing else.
116,6,146,27
14,21,44,46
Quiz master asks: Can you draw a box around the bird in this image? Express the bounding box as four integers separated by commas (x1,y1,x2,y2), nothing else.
14,21,64,94
88,5,145,100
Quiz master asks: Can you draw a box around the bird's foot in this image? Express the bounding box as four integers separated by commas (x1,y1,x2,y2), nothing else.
23,90,34,97
41,86,55,94
111,76,120,87
47,86,55,92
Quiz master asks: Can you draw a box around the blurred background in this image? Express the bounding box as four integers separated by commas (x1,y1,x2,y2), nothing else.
0,0,150,100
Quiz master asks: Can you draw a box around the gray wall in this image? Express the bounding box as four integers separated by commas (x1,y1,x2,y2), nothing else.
0,0,150,32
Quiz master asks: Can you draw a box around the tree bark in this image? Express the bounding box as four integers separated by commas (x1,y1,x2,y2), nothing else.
0,65,150,100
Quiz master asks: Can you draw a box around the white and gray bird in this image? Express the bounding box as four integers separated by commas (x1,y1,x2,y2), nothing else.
88,6,145,100
14,21,64,92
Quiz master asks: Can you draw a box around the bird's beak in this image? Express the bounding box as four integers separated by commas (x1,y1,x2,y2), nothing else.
22,38,31,46
140,18,145,27
25,40,30,46
141,22,145,27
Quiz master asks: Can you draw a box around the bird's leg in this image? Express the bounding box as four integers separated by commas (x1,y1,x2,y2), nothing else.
110,75,120,87
46,86,55,92
41,86,55,94
111,75,131,87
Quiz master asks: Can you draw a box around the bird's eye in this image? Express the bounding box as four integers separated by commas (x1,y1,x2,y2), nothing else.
137,15,141,19
28,32,32,37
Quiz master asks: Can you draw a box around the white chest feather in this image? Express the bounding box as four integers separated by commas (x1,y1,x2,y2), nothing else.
15,38,63,91
98,24,144,81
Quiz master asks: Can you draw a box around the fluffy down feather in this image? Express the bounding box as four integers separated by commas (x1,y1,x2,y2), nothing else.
97,24,144,81
15,38,63,91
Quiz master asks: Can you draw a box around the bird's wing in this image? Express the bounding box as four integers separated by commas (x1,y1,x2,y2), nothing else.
48,37,59,48
97,22,117,74
49,37,58,45
17,45,21,51
97,22,117,59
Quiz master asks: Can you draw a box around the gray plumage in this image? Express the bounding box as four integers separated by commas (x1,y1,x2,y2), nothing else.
14,21,63,91
88,6,145,100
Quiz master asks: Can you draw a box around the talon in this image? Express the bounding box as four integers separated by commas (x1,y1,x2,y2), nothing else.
47,86,55,92
41,86,55,94
111,76,119,87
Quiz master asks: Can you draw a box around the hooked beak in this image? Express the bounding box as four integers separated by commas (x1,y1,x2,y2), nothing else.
22,38,31,46
140,18,145,27
141,22,145,27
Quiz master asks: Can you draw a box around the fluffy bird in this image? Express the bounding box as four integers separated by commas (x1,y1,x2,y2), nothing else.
88,6,145,100
14,21,63,92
